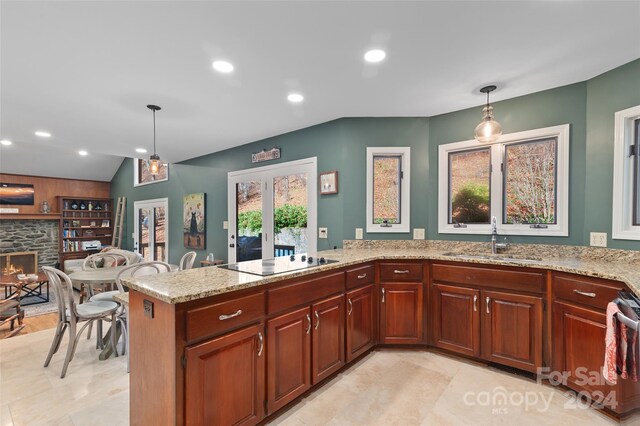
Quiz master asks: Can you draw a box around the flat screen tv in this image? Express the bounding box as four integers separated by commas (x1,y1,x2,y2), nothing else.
0,183,35,205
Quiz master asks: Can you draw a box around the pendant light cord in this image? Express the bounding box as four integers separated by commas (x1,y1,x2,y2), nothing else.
153,109,157,156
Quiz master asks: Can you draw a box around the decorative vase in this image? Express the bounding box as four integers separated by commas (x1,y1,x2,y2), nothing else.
80,201,86,210
71,200,78,210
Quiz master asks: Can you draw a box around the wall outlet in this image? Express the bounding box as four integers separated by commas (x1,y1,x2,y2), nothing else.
223,220,228,230
590,232,607,247
319,227,328,239
355,228,364,240
413,228,425,240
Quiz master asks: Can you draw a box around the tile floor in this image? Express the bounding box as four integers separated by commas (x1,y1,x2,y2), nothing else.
1,328,638,425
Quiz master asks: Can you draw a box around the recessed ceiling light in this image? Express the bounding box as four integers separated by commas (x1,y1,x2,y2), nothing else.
212,60,234,73
78,150,88,156
135,148,147,154
35,131,51,138
0,139,12,146
364,49,386,63
287,93,304,103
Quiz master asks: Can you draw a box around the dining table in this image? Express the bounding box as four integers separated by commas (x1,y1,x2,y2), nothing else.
67,263,178,360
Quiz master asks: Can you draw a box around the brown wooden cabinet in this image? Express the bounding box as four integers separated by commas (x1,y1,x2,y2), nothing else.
311,294,345,384
267,306,311,414
432,283,480,357
482,289,542,373
380,282,423,344
184,324,265,426
346,284,376,362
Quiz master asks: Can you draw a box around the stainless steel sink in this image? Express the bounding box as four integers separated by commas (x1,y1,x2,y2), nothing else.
441,252,541,263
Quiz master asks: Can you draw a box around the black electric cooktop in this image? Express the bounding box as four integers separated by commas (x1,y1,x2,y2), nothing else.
218,254,338,277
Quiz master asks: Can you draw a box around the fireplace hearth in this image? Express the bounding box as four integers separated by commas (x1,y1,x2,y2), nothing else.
0,251,38,276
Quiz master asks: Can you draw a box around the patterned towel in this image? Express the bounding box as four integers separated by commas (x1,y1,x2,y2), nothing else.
603,302,639,384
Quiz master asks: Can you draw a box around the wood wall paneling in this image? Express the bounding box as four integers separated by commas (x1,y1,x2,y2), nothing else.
0,173,110,215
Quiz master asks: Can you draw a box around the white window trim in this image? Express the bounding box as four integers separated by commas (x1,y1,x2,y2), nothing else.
438,124,570,237
227,157,317,262
366,147,411,233
612,105,640,240
133,158,169,187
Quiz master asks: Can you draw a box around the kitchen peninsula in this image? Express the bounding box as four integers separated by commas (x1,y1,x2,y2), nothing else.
124,241,640,425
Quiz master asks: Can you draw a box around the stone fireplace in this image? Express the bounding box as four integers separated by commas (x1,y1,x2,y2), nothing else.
0,219,59,270
0,251,37,276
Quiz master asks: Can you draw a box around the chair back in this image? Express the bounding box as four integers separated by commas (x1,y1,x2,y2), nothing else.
114,261,172,293
82,252,129,270
42,266,78,322
101,248,144,265
180,251,197,270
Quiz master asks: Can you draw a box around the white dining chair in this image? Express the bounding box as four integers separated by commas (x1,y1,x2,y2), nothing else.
179,251,197,270
90,261,172,372
42,266,119,378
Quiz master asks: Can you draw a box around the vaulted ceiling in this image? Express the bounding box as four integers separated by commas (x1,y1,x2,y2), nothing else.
1,1,639,181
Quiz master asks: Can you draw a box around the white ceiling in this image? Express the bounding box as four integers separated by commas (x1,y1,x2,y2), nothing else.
1,1,639,181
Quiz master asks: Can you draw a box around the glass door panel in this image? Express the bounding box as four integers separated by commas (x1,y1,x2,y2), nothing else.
134,198,169,263
236,181,263,262
273,173,308,257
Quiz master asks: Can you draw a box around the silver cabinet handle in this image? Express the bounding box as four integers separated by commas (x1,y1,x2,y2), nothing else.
257,332,263,357
314,311,320,330
381,288,385,303
219,309,242,321
573,289,596,298
473,295,478,312
347,299,353,315
393,269,410,274
306,314,311,334
486,297,490,314
357,273,367,279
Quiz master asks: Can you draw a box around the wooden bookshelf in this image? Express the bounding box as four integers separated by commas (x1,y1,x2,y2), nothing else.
57,196,113,267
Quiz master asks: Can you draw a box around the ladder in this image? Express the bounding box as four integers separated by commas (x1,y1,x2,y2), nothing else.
111,197,126,248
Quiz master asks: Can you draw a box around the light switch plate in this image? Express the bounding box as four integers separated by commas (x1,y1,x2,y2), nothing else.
223,220,228,230
590,232,607,247
355,228,363,240
319,227,328,239
413,228,425,240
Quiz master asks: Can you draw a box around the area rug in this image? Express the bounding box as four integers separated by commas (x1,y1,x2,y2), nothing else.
20,289,80,317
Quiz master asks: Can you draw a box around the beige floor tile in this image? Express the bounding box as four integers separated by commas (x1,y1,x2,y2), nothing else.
0,405,13,426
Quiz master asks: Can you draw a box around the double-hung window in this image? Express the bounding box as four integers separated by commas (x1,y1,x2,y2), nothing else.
612,105,640,240
439,124,569,236
366,147,411,233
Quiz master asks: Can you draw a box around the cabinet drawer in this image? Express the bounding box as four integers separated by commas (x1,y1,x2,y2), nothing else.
432,263,544,293
379,263,423,282
186,292,265,342
346,264,375,289
553,273,624,310
268,272,345,314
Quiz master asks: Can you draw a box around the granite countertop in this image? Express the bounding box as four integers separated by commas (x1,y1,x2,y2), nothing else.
123,244,640,304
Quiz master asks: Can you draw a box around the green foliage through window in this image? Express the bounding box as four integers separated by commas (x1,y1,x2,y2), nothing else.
451,182,490,223
238,204,307,234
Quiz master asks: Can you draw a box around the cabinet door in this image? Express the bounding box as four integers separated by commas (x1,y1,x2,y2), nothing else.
482,290,542,372
267,306,311,414
432,283,480,357
185,324,265,426
380,283,423,344
311,294,345,384
552,301,619,401
346,284,376,362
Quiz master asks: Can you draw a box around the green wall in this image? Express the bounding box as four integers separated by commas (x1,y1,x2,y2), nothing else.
111,59,640,264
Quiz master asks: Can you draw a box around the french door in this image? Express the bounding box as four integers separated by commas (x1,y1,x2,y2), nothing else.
133,198,169,262
228,158,317,263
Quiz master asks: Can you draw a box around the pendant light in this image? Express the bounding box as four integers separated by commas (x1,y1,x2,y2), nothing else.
474,85,502,143
147,104,162,175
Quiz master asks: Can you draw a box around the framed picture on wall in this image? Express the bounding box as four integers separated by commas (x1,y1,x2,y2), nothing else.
184,193,206,250
319,171,338,195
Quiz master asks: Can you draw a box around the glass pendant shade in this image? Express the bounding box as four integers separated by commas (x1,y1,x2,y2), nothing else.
149,154,160,175
474,105,502,143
